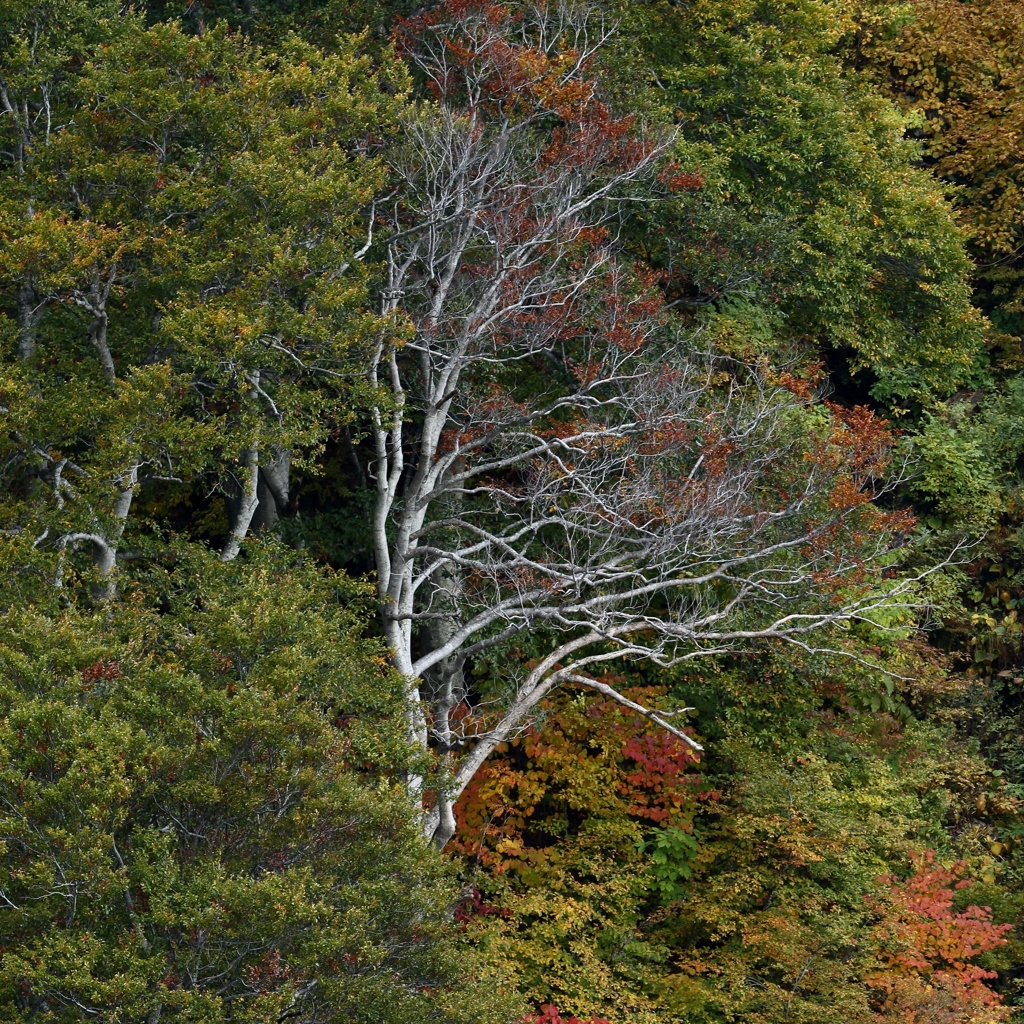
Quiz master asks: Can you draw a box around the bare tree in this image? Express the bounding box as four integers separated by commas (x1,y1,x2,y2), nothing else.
367,0,939,847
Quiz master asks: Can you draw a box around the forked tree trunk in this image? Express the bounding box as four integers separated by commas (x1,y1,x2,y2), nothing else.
250,447,290,534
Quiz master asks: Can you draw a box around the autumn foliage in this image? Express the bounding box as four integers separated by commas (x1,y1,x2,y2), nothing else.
524,1006,610,1024
5,0,1024,1022
452,685,705,876
868,852,1013,1022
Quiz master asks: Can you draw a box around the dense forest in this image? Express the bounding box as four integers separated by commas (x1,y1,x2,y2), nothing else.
3,0,1024,1021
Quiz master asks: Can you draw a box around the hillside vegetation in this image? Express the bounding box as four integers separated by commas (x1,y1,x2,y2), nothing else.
2,1,1024,1021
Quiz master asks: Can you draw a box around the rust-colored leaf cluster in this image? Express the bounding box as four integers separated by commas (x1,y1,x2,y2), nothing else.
867,851,1013,1021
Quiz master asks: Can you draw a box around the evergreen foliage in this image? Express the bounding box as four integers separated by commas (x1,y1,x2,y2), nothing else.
0,546,511,1022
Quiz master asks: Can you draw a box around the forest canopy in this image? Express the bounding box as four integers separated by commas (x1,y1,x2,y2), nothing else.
2,0,1024,1022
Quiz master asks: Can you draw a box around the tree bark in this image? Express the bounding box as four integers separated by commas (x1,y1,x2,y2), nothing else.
86,284,115,384
92,465,138,600
17,278,44,362
250,447,290,535
222,446,260,563
423,560,467,849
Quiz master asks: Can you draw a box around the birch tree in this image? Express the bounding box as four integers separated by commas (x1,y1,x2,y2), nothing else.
368,0,935,846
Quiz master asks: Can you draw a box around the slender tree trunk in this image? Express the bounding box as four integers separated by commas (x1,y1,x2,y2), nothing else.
17,278,44,362
425,642,465,847
93,464,138,601
18,277,46,499
422,497,468,847
222,446,260,562
87,306,115,384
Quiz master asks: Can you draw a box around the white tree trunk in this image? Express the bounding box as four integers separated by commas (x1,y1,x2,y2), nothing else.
222,446,260,563
368,0,945,846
